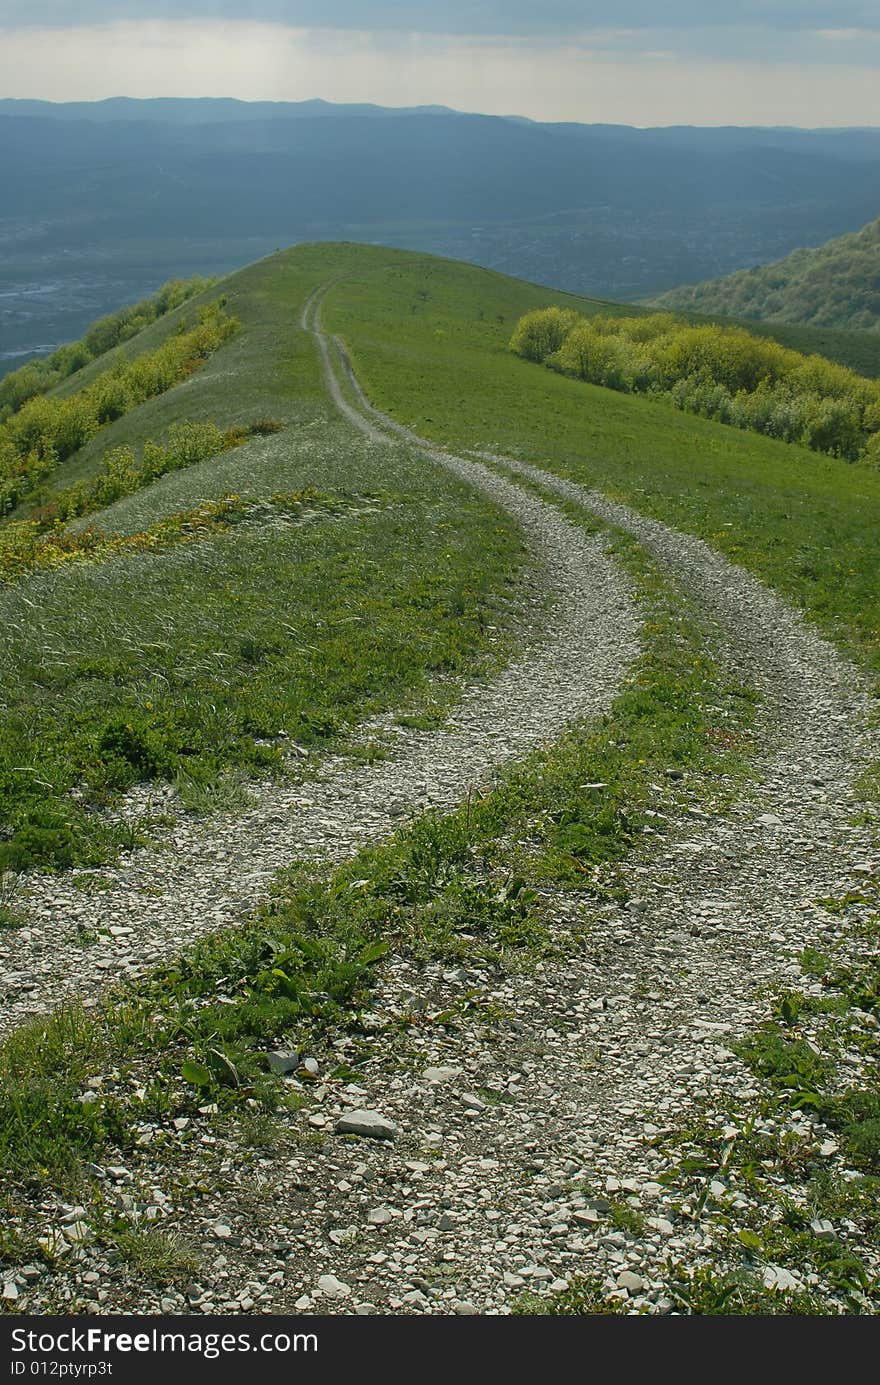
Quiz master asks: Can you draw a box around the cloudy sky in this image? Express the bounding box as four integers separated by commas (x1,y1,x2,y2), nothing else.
0,2,878,125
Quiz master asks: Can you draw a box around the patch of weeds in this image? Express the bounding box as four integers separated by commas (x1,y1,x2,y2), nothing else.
668,1266,827,1316
734,1023,833,1096
396,710,448,731
71,873,115,894
342,740,390,766
0,902,26,931
799,946,832,977
608,1201,647,1236
0,869,22,916
0,1217,44,1269
854,762,880,806
820,1089,880,1173
0,1004,138,1183
111,1224,200,1287
246,418,284,436
234,1110,286,1149
478,1086,516,1107
512,1276,630,1315
814,892,872,916
174,765,256,816
807,1169,880,1236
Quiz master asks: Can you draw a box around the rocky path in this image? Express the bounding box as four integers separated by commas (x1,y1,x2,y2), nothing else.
0,298,639,1037
175,293,876,1315
3,286,877,1316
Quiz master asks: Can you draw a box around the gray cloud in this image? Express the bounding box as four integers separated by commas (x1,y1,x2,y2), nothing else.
1,2,879,36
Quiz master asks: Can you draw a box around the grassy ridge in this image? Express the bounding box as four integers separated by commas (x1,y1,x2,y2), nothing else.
0,247,529,872
321,251,880,679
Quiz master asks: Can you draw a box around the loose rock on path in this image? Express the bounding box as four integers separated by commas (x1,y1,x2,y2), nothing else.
3,283,877,1315
0,297,640,1036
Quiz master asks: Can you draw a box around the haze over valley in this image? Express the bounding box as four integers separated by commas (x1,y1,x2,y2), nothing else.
2,97,880,362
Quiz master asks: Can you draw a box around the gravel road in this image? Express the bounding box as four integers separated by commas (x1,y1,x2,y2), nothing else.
0,295,639,1036
3,284,877,1316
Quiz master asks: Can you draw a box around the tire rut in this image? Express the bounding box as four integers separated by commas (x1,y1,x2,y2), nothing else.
0,293,639,1037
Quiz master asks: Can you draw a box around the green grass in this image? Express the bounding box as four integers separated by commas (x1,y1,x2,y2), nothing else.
111,1225,201,1288
0,488,752,1205
321,251,880,680
0,248,530,871
1,242,876,1312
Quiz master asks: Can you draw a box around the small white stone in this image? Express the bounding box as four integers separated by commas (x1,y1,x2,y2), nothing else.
423,1066,463,1084
617,1271,644,1293
810,1219,836,1240
316,1274,351,1300
763,1266,799,1292
367,1207,394,1226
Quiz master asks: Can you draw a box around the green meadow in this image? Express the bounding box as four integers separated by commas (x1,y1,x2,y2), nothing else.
0,248,529,872
322,250,880,678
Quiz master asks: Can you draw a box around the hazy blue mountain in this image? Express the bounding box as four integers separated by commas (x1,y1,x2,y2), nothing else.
2,99,879,364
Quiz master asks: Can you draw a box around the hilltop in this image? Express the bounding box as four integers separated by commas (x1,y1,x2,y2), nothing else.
0,244,878,1317
654,214,880,333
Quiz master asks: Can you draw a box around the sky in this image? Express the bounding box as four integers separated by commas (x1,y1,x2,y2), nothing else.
0,2,879,126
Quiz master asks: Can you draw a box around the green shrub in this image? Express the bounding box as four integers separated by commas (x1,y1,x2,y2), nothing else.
0,276,213,421
512,307,880,462
509,307,580,362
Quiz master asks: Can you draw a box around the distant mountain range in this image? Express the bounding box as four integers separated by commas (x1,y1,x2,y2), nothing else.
651,215,880,334
2,97,880,363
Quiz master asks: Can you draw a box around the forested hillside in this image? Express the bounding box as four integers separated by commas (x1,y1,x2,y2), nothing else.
655,215,880,333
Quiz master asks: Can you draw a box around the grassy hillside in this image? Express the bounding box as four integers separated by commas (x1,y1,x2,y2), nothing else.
2,243,879,1318
653,214,880,334
320,250,880,679
0,245,531,872
5,239,879,878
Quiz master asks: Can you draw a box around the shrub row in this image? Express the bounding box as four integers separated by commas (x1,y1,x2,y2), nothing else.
510,307,880,462
0,304,239,515
0,417,284,581
0,277,214,420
